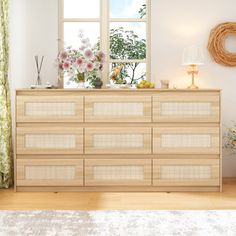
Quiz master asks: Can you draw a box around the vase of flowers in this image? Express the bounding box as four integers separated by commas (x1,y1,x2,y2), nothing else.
57,32,105,88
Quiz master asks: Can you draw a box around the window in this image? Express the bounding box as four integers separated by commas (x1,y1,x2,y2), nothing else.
59,0,151,87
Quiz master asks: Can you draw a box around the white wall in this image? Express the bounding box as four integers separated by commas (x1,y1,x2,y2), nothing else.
9,0,236,176
152,0,236,177
9,0,58,90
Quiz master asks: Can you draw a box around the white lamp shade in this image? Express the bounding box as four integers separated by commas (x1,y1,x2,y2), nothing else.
182,45,204,65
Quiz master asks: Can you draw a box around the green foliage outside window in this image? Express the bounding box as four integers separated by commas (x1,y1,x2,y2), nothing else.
109,4,147,84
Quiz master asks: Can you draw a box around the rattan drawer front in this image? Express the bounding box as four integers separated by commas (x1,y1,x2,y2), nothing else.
85,159,152,186
17,95,83,122
17,127,83,154
153,127,219,154
85,96,151,122
85,127,152,154
153,159,220,186
17,159,83,186
153,92,220,123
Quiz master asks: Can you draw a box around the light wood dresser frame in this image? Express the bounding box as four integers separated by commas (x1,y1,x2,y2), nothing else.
15,89,222,192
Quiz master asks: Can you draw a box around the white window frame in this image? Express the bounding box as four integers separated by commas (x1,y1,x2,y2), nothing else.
58,0,151,85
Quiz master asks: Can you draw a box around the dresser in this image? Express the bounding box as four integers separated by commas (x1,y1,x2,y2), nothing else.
15,89,221,192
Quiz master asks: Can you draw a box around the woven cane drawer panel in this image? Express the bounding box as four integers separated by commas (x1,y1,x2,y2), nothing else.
93,103,143,116
17,95,83,122
85,159,152,186
93,166,144,180
85,96,151,122
153,159,220,186
25,134,76,149
17,159,83,186
93,134,143,148
153,92,220,122
160,102,211,116
25,102,76,116
85,127,152,154
160,166,211,179
161,134,211,148
25,166,75,180
153,127,219,154
17,127,83,154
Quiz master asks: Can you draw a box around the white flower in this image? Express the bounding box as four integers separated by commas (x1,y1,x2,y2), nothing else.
78,30,84,38
81,38,90,45
78,65,85,73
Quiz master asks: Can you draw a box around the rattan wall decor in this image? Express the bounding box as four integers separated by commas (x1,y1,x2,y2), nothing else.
208,22,236,67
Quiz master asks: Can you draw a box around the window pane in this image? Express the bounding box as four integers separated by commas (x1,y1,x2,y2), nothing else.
110,0,146,18
110,63,146,84
64,0,100,18
110,23,146,60
64,22,100,49
64,74,77,88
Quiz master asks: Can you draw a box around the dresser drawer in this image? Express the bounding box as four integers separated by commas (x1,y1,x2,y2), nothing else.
17,96,83,122
153,159,220,186
17,159,83,186
85,96,151,122
153,127,220,154
153,92,220,123
85,127,152,154
17,127,83,154
85,159,152,186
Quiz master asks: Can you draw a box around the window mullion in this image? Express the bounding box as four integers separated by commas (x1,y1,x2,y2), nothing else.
100,0,109,86
146,0,151,81
58,0,64,88
110,18,147,23
63,18,100,22
110,59,147,63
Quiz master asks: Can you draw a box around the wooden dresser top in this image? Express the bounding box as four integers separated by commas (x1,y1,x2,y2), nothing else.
16,88,221,95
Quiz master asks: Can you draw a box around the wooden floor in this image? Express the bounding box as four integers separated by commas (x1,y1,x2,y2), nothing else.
1,179,236,210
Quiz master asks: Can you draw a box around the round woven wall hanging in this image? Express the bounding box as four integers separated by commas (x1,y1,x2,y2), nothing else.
208,22,236,67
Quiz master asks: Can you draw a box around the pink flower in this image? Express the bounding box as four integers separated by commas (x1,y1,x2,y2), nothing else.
84,49,94,59
59,51,68,60
79,45,86,51
76,58,84,66
98,51,105,59
86,62,94,71
63,61,71,70
59,63,63,70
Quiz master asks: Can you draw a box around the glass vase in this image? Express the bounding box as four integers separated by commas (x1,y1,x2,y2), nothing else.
76,73,85,88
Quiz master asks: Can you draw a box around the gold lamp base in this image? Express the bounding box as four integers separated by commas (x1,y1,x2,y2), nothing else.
187,65,199,89
188,84,199,89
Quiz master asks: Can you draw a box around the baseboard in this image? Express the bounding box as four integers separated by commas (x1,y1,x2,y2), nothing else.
16,186,220,192
223,177,236,183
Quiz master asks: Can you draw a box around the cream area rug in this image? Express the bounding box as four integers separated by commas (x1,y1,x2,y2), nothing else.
0,210,235,236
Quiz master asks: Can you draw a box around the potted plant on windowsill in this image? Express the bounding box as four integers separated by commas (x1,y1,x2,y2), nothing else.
57,33,105,89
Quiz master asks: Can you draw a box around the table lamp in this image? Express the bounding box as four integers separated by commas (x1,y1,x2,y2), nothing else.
182,45,204,89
